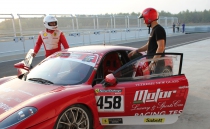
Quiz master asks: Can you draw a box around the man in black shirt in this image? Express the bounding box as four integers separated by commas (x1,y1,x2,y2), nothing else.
128,7,166,73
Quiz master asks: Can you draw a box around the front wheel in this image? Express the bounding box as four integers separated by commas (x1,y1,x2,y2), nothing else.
54,104,93,129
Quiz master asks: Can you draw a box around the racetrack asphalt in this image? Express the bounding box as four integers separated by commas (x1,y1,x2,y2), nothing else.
104,37,210,129
0,32,210,78
0,33,210,129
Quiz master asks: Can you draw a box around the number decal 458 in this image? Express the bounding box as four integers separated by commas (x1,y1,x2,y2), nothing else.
95,96,124,112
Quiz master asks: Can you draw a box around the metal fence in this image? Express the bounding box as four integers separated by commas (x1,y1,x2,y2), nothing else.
0,14,179,37
0,14,179,63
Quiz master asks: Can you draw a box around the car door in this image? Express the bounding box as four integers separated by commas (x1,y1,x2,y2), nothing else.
93,53,188,125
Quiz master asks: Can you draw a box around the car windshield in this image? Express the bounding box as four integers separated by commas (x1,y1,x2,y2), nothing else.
25,52,98,85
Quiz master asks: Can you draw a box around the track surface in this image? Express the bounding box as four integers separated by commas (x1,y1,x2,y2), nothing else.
0,33,209,78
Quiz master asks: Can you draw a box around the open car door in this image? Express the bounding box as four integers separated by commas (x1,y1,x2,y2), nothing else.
14,49,34,76
94,53,188,125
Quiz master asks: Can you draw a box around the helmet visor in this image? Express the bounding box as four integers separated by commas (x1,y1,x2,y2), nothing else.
48,21,57,26
138,14,143,19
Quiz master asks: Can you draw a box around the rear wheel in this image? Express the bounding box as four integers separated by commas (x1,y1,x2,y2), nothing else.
54,104,93,129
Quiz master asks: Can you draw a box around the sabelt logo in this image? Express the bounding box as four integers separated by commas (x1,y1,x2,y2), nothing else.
133,88,176,104
144,118,165,123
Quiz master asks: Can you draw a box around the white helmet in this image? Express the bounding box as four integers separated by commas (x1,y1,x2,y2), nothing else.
43,15,58,30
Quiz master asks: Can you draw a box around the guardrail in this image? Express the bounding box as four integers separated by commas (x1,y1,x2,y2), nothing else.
1,25,209,63
185,26,210,34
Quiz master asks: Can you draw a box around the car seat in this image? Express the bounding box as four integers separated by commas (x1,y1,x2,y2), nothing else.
103,53,121,78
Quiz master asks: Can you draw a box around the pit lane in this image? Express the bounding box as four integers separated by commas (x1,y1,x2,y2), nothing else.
104,33,210,129
0,33,210,129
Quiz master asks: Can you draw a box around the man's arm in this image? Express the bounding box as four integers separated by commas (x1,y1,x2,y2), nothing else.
148,39,165,71
128,41,149,58
32,35,43,57
60,32,70,49
152,39,165,61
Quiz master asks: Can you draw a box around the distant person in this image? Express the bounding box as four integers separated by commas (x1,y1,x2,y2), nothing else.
176,22,180,32
173,22,176,33
128,7,166,73
32,15,70,58
182,23,185,33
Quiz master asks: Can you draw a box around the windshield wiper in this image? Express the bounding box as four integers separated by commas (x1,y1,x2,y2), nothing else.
28,78,54,85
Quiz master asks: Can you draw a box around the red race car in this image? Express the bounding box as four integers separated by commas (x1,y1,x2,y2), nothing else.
0,45,188,129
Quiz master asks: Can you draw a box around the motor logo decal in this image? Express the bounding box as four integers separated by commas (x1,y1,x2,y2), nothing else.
133,88,176,104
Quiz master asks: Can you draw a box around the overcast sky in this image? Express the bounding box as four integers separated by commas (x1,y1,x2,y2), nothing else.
1,0,210,17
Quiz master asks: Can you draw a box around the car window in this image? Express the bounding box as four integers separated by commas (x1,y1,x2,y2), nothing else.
92,50,130,86
113,53,183,82
100,51,130,78
25,52,98,85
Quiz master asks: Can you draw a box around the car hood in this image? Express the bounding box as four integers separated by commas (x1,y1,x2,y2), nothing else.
0,78,59,114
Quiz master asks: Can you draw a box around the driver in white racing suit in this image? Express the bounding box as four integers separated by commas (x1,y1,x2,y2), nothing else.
32,15,70,58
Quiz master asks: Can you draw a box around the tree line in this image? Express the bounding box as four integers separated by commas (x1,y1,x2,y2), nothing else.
0,9,210,30
113,9,210,23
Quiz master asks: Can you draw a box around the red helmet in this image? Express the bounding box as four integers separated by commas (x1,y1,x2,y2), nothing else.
139,7,159,24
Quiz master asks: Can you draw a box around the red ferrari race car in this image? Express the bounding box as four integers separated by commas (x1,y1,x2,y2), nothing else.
0,45,188,129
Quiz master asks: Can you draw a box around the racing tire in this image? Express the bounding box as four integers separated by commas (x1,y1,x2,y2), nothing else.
54,104,93,129
162,66,173,77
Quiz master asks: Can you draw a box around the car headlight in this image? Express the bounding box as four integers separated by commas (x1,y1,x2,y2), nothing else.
0,107,37,128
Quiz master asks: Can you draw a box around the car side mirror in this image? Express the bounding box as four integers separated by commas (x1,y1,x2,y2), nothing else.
14,62,30,71
103,73,117,87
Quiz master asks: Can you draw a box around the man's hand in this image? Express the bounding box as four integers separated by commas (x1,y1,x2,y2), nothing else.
149,61,156,72
128,50,138,58
31,52,37,57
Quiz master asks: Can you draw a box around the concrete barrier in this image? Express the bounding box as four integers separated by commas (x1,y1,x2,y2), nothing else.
185,26,210,34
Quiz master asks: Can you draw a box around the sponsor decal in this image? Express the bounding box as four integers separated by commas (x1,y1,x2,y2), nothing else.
51,53,70,58
95,88,125,112
133,88,176,104
144,118,165,123
0,102,12,112
0,87,14,92
135,111,166,116
132,100,184,112
82,55,96,62
18,90,34,96
43,32,48,37
60,53,70,58
0,95,22,103
135,80,179,86
135,110,183,116
95,89,123,94
53,32,57,36
102,118,123,124
178,86,188,89
70,53,82,59
95,89,100,94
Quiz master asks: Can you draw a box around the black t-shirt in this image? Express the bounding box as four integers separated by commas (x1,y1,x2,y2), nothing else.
147,24,166,56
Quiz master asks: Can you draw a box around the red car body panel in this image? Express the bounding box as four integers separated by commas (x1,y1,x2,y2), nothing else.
94,75,188,116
